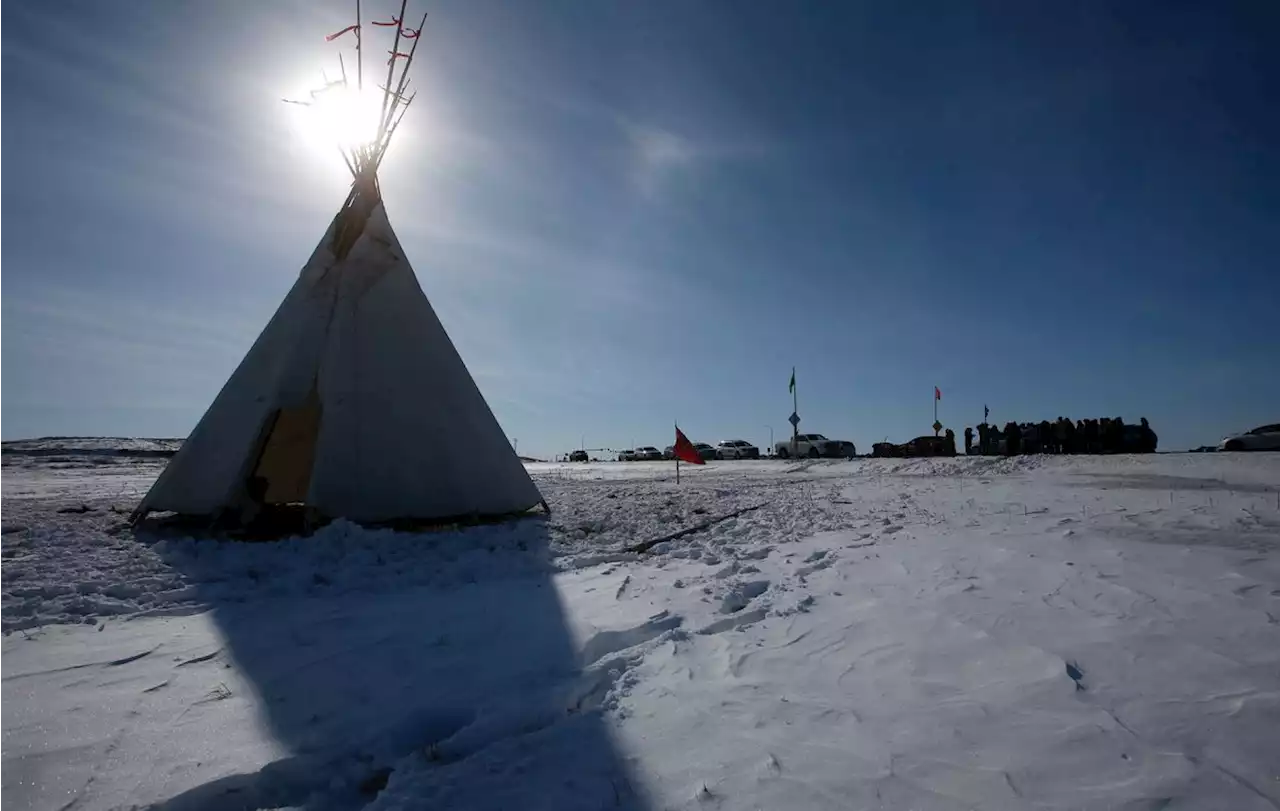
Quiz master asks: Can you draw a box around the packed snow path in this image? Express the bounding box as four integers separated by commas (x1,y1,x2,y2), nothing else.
3,448,1279,810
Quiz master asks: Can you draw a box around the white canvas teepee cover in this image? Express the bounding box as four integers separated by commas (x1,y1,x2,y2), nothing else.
136,198,544,524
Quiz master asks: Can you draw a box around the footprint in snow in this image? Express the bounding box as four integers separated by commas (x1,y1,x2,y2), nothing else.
578,612,684,667
761,753,784,777
697,608,768,636
1065,660,1086,691
719,580,770,614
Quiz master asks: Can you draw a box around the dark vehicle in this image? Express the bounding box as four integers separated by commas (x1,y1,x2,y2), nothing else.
1220,424,1280,452
873,436,954,458
904,436,954,457
693,442,719,461
569,450,589,462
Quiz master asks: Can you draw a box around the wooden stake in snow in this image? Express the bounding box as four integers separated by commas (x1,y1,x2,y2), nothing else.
627,503,767,554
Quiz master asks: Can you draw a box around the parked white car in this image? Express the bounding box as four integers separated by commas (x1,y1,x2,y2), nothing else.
716,439,760,459
775,433,848,459
1219,424,1280,452
635,446,663,461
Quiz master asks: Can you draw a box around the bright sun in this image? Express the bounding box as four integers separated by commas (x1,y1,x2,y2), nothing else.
286,81,386,165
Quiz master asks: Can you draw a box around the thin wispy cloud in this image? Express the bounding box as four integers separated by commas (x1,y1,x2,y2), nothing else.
616,115,777,199
5,286,261,359
624,122,698,195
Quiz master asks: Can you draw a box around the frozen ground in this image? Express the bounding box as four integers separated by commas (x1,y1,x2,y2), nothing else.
3,447,1279,810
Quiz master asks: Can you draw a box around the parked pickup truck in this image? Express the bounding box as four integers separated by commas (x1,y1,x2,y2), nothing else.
775,433,854,459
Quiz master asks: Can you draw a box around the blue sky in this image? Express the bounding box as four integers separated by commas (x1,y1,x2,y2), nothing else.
4,0,1277,456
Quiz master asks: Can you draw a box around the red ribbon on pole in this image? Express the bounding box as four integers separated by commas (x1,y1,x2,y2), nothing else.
325,24,360,41
371,15,401,26
400,27,420,38
386,50,411,65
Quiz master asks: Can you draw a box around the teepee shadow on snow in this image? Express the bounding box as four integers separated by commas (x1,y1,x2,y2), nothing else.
133,6,641,806
148,517,650,811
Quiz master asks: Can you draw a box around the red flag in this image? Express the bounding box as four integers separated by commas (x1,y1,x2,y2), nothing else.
371,16,401,26
673,426,705,465
935,386,942,401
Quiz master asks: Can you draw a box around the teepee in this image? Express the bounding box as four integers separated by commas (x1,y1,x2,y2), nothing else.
133,2,545,527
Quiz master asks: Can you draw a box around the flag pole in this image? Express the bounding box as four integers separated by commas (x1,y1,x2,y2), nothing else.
675,421,680,484
791,366,799,455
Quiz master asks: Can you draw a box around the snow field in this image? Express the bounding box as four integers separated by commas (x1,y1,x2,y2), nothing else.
3,451,1279,810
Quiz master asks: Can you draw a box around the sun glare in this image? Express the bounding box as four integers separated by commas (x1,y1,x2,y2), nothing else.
287,81,387,166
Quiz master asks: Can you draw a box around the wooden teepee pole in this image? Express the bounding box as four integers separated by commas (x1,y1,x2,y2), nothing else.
355,0,363,93
374,0,410,156
332,56,359,177
372,92,415,174
377,11,427,150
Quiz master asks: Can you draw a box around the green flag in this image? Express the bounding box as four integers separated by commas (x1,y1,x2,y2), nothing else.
789,367,795,393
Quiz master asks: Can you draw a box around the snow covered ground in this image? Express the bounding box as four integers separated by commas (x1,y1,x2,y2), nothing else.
4,449,1279,810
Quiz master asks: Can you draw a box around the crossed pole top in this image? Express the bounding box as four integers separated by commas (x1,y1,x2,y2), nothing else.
285,0,428,180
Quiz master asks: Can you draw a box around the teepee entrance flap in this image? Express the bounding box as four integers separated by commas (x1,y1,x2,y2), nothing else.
250,386,324,505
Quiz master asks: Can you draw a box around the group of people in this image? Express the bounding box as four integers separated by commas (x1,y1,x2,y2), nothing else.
965,417,1158,456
